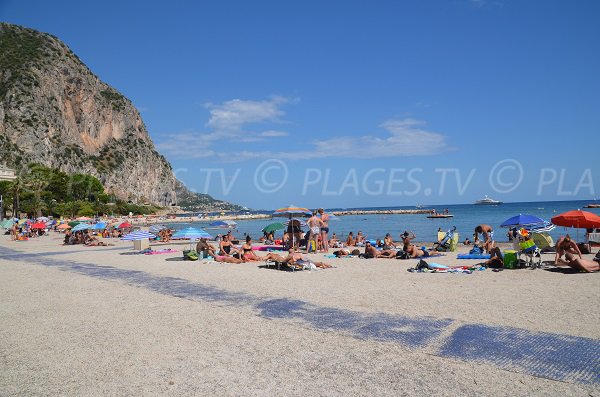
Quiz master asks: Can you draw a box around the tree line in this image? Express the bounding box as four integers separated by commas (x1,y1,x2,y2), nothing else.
0,164,159,218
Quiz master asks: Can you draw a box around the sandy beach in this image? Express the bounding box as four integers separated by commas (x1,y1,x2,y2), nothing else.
1,233,599,396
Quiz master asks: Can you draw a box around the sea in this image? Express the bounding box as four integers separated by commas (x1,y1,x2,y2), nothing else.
166,200,600,244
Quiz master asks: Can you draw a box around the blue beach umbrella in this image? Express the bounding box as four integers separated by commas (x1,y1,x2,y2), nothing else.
92,222,107,230
500,214,546,228
172,227,213,240
121,231,156,241
72,223,91,232
209,220,237,228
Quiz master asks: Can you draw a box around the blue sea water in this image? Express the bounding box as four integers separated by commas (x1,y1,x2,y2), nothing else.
168,200,600,243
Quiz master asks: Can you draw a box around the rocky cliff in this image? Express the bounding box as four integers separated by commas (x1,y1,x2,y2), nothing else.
0,23,238,210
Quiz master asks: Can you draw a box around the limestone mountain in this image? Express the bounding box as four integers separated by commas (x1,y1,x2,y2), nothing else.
0,23,240,211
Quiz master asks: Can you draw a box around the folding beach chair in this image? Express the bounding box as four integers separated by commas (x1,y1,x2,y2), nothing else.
514,235,542,268
434,226,458,252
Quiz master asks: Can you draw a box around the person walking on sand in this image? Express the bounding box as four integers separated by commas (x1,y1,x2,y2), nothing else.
318,208,330,253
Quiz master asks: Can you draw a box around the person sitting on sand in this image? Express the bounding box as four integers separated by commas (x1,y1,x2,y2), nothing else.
463,237,471,245
383,233,397,250
196,238,217,259
363,241,396,259
480,247,504,268
346,232,356,247
401,231,416,251
241,236,262,262
355,231,366,247
556,252,600,272
554,235,582,264
219,234,241,258
329,233,343,248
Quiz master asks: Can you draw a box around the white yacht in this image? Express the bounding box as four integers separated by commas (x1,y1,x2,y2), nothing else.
474,195,502,205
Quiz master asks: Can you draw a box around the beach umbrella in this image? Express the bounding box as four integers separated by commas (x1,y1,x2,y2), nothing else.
18,219,30,225
262,222,285,234
121,231,156,241
149,224,168,234
0,219,15,229
273,205,312,247
118,222,132,229
68,221,81,227
47,220,57,226
284,218,307,228
551,210,600,229
172,227,213,240
209,220,238,228
36,216,49,222
273,205,312,219
500,214,546,228
531,232,554,250
30,222,46,229
528,221,556,233
56,224,71,230
92,222,107,230
76,216,92,221
72,223,91,232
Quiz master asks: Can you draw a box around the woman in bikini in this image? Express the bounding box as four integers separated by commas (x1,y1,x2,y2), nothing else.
306,210,323,254
318,208,330,253
241,236,262,262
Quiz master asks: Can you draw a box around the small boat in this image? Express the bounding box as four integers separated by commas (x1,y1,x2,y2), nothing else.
474,195,502,205
427,214,454,218
584,204,600,208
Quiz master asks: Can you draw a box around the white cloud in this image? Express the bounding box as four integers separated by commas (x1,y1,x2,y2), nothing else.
205,96,290,132
259,130,289,137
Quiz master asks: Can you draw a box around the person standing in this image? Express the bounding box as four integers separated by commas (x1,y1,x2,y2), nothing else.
318,208,330,253
306,210,323,254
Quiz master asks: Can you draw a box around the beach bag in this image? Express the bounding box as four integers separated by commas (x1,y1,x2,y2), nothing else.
184,250,199,261
577,242,591,254
469,246,482,255
396,250,410,260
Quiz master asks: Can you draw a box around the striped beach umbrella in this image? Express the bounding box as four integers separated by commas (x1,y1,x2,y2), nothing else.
172,227,213,240
121,231,156,241
149,224,168,234
273,205,312,219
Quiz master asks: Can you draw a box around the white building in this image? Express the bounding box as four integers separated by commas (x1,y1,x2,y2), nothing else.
0,166,17,181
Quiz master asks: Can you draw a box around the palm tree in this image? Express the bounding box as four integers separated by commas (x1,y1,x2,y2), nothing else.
24,174,49,218
10,177,23,217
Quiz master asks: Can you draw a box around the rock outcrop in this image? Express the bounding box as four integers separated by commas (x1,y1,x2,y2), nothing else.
0,23,237,209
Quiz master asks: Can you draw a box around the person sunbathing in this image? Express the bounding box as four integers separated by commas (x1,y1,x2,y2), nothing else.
363,242,395,258
241,236,263,261
405,244,432,258
383,233,397,250
214,254,245,264
557,252,600,272
284,249,333,269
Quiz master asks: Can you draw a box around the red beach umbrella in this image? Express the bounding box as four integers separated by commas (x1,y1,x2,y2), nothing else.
31,222,46,229
551,210,600,229
118,222,132,229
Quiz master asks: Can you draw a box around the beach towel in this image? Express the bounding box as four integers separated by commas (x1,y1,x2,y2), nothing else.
144,249,177,255
457,253,491,259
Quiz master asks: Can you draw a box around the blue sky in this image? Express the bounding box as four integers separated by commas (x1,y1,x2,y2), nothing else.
2,0,599,209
